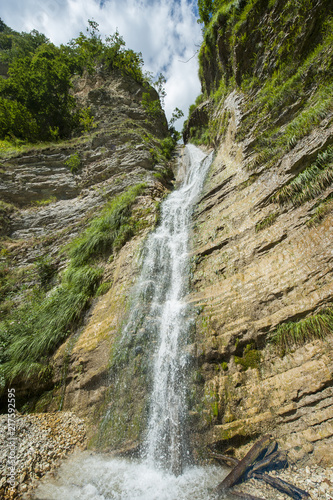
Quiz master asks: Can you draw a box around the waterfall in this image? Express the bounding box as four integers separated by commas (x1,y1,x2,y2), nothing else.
143,145,213,473
117,144,213,474
34,145,229,500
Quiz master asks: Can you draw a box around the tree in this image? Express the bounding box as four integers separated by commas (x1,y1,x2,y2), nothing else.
0,43,76,140
198,0,214,26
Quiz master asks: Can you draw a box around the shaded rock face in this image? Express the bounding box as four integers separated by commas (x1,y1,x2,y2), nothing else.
183,101,211,144
187,92,333,465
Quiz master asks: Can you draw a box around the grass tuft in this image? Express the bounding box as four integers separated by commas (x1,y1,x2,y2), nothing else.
268,308,333,352
272,146,333,206
307,196,333,227
255,212,279,232
68,183,146,266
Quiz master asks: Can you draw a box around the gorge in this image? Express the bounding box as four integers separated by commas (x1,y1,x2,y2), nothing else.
0,0,333,498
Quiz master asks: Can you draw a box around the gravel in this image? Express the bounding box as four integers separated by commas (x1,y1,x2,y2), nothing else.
1,412,332,499
234,464,333,499
0,412,86,499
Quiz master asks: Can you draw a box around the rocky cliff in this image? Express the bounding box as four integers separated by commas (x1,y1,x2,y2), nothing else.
184,0,333,466
0,68,174,443
1,0,333,481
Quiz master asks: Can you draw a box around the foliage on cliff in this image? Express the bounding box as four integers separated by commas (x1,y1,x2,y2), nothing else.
0,184,146,397
185,0,333,156
0,20,146,142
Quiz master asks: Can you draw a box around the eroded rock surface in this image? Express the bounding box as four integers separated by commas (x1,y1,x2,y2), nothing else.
188,93,333,465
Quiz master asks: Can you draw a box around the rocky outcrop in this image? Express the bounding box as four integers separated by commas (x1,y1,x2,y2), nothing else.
182,100,211,144
188,90,333,465
0,70,172,423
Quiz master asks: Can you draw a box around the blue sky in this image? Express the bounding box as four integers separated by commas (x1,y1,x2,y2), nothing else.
1,0,203,129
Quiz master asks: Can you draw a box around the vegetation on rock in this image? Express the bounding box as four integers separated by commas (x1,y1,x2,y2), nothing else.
0,19,151,143
269,308,333,352
0,184,146,398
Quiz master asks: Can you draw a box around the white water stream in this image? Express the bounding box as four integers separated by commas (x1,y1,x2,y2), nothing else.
34,145,229,499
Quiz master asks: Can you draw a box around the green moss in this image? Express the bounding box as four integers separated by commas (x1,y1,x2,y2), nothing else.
234,344,261,370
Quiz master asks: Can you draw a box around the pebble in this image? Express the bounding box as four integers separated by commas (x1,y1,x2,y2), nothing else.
237,463,333,500
0,412,86,499
1,412,333,499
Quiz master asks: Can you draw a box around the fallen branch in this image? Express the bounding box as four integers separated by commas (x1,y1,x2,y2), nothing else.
263,440,278,458
213,435,311,500
248,450,288,476
214,435,272,494
253,473,311,500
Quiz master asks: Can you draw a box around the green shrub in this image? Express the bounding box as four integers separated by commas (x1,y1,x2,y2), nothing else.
65,152,81,173
141,92,163,119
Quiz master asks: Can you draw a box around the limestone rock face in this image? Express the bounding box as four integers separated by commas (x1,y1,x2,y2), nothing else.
0,71,168,245
188,91,333,465
0,70,171,436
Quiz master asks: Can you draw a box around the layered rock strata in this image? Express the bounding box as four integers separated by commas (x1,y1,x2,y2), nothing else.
188,91,333,465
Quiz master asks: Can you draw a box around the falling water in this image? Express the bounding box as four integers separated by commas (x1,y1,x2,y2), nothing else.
34,145,231,500
141,144,213,474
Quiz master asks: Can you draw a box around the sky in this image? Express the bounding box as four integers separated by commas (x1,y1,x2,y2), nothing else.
0,0,203,130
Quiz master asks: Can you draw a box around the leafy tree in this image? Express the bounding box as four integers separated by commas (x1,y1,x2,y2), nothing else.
0,43,77,140
198,0,214,26
0,19,49,62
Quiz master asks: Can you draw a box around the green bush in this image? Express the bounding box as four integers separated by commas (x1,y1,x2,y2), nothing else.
65,152,81,173
0,19,146,143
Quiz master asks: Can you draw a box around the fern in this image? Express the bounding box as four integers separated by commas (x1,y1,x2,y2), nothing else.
272,146,333,205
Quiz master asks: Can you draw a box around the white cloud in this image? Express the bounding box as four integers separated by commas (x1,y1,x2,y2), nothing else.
1,0,203,131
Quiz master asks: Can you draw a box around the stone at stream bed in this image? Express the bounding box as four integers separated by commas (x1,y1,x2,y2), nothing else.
0,412,86,499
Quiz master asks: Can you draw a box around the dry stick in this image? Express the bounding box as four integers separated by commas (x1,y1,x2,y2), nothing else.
248,450,288,475
253,473,311,500
263,440,278,458
214,435,272,495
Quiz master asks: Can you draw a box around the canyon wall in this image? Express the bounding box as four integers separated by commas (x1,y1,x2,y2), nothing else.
0,70,174,449
185,0,333,465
